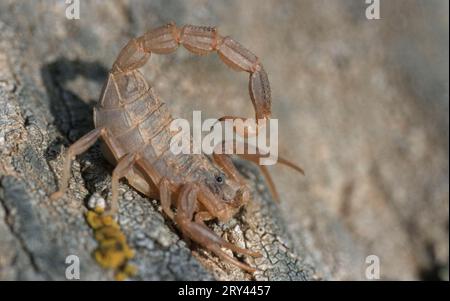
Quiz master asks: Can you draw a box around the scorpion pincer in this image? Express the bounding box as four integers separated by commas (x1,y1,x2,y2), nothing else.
50,23,304,273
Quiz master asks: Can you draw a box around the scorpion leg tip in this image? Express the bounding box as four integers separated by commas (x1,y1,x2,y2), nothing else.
49,191,62,201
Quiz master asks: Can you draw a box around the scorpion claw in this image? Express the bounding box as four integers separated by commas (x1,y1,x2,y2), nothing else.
175,183,259,273
209,244,259,273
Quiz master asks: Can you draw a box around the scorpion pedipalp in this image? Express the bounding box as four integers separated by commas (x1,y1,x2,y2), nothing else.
175,183,260,273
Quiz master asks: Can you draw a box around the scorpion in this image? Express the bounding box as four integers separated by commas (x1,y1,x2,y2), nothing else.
51,23,304,273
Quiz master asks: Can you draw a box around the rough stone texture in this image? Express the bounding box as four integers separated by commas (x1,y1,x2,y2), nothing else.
0,0,317,281
0,0,448,280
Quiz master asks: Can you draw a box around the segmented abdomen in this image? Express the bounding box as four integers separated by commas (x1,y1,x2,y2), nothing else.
94,70,208,184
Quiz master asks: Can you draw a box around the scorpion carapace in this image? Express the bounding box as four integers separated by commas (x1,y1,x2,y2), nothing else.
51,23,304,273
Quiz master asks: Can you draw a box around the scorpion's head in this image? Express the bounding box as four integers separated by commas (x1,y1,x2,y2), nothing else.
198,164,251,222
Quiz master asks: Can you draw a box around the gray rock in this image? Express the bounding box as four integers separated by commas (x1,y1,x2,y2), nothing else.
0,2,318,280
0,0,448,280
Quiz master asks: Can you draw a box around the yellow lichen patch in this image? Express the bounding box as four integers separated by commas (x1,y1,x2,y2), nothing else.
94,205,105,214
114,264,138,281
85,209,137,280
85,210,104,229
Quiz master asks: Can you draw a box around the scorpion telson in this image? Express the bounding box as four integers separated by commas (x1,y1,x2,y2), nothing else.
51,23,304,273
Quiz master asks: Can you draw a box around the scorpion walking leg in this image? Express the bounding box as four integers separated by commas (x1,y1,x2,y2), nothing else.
213,141,304,202
50,128,106,201
158,178,175,219
109,153,138,215
175,184,260,273
194,211,214,223
134,159,176,219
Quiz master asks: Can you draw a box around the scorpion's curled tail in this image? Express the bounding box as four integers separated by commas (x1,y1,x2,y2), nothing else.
111,22,272,123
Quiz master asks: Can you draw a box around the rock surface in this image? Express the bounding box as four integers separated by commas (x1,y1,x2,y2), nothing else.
0,0,448,280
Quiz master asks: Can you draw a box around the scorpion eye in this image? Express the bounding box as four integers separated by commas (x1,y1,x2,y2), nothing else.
215,175,224,184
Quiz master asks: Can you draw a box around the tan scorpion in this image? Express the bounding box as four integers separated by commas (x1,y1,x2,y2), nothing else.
50,23,304,273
